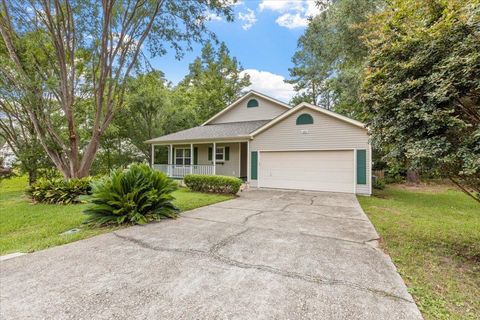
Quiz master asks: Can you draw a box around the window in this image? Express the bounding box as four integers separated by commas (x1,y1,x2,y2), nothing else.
296,113,314,125
247,99,259,108
175,148,191,165
215,147,225,161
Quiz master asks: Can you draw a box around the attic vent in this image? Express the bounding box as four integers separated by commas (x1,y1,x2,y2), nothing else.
247,99,259,108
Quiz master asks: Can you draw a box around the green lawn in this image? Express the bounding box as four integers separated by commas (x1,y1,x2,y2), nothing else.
0,176,232,255
358,184,480,320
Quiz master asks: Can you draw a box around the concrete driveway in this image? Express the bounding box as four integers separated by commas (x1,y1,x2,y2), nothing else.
0,189,422,320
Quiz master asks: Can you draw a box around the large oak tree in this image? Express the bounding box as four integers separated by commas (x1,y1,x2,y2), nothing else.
0,0,233,178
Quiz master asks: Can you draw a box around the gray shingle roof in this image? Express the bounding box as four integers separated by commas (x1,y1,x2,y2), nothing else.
145,120,270,143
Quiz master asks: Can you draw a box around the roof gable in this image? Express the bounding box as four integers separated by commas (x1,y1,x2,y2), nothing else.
250,102,366,136
202,91,290,125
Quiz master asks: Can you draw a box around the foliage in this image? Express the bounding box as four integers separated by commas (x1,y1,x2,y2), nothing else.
83,164,178,226
0,0,233,178
27,177,93,204
91,122,146,175
93,41,249,172
0,58,54,184
372,178,385,190
184,174,242,194
176,41,251,124
287,0,381,116
362,0,480,202
358,184,480,319
1,175,231,255
115,70,171,161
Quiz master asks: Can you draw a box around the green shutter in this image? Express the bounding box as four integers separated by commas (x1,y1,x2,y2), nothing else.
251,151,258,180
171,148,175,164
225,146,230,161
194,147,198,165
356,149,367,185
208,147,212,161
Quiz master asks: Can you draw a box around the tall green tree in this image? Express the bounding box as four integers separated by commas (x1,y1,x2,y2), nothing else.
0,37,54,184
0,0,233,178
288,0,382,116
177,41,250,123
117,70,170,159
362,0,480,202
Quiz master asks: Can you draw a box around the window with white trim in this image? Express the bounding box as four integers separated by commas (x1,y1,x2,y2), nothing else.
215,147,225,161
175,148,191,165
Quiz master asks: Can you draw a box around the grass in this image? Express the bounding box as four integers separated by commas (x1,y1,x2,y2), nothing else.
358,183,480,320
0,176,233,255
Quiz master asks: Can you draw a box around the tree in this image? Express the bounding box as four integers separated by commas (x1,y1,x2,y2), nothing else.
0,98,54,184
0,0,233,178
362,0,480,202
177,41,250,123
0,41,53,184
287,0,382,117
115,70,171,161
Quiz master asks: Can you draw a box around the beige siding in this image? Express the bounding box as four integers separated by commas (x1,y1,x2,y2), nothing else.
211,95,287,124
194,143,241,177
250,109,371,194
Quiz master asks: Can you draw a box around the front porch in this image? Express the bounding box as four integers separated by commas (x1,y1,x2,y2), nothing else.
151,141,248,179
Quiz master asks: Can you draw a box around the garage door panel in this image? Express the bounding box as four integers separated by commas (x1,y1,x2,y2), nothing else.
259,151,354,193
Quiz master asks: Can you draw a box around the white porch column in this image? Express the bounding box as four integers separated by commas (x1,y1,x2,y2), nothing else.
213,142,216,175
151,144,154,167
247,140,250,182
238,142,241,177
169,144,173,177
190,143,193,174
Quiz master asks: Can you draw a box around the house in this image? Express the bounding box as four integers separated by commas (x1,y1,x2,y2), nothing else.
0,143,16,168
146,91,371,195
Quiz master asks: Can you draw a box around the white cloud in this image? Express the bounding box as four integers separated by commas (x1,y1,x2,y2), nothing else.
259,0,304,13
276,13,309,29
258,0,325,29
238,8,257,30
241,69,295,102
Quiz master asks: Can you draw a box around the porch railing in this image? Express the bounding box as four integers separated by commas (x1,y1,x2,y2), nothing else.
153,164,214,178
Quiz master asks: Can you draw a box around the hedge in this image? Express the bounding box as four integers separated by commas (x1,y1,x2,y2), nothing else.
27,177,93,204
184,174,242,195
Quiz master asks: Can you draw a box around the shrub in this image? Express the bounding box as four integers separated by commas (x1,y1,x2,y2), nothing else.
184,174,242,194
27,177,93,204
372,178,386,190
83,164,178,226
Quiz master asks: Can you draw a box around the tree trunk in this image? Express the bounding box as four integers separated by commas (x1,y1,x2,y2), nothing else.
406,169,420,184
28,169,37,186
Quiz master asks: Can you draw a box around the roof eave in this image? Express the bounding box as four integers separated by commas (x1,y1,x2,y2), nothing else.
145,135,252,145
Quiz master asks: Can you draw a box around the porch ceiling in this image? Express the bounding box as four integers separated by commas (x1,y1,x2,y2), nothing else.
145,120,269,144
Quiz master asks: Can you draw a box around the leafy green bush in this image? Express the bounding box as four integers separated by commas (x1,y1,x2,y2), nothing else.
184,174,242,194
372,178,386,190
83,164,178,226
27,177,93,204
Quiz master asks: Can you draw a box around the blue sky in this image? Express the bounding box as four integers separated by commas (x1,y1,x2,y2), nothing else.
150,0,319,102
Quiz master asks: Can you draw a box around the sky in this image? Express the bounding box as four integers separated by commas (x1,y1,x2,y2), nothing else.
150,0,322,103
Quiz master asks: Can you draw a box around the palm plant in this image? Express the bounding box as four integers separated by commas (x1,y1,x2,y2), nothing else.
83,164,178,226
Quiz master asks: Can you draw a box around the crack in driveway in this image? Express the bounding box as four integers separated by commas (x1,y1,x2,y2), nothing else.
112,231,412,304
181,215,381,248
